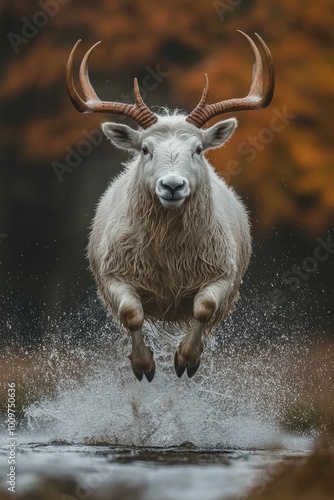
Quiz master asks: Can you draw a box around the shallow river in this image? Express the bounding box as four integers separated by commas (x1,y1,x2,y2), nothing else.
0,325,317,499
0,438,310,500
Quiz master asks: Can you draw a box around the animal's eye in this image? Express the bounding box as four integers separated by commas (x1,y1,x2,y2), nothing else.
195,145,203,155
142,146,149,155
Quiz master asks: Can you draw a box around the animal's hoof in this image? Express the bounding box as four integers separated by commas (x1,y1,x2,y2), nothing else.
174,351,187,378
128,348,155,382
131,365,143,381
130,361,156,382
144,359,156,382
174,351,201,378
187,358,201,378
174,339,203,378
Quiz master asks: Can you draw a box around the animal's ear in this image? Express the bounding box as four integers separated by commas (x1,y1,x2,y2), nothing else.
101,122,142,151
202,118,238,151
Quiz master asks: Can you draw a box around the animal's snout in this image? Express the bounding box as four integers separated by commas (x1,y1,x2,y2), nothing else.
156,175,190,208
160,179,186,197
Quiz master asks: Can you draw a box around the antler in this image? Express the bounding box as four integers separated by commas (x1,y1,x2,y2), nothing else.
66,39,158,129
186,31,275,128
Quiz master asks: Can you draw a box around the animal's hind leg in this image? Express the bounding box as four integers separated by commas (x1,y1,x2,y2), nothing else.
174,320,204,378
103,277,155,382
175,278,231,378
128,329,155,382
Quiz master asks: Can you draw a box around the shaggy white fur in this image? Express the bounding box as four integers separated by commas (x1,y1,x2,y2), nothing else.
88,111,251,379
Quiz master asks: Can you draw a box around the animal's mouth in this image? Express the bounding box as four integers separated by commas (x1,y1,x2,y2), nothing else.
158,196,186,209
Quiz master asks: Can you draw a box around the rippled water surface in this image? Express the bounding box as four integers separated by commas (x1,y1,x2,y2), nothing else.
0,440,310,500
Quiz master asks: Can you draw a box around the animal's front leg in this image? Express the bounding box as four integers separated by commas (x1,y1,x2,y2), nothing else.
175,279,231,378
104,277,155,382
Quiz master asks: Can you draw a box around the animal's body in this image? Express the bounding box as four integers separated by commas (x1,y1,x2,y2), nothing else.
89,114,250,327
67,32,274,381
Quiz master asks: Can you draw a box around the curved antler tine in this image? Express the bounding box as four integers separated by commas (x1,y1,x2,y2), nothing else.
198,74,210,105
66,39,88,112
185,74,210,128
66,40,157,128
255,33,275,107
133,78,145,107
186,31,275,128
79,41,101,103
132,77,158,128
237,30,263,99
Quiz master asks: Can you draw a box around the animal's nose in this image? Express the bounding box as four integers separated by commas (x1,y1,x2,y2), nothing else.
156,176,190,203
160,179,186,196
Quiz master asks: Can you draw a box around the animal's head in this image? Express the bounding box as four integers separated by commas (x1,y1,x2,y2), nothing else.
101,116,237,208
67,31,274,209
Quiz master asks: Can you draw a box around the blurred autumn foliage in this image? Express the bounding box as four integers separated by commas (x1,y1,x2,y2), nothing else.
1,0,333,234
0,0,334,234
0,0,334,342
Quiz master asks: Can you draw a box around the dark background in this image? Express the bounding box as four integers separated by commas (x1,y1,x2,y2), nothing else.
0,0,333,347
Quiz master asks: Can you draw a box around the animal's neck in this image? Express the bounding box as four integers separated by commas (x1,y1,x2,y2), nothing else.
129,178,213,249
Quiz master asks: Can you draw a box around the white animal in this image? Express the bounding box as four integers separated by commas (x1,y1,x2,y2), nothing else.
66,31,274,381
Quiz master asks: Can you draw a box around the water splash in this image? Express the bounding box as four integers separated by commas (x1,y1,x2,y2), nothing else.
23,296,315,450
